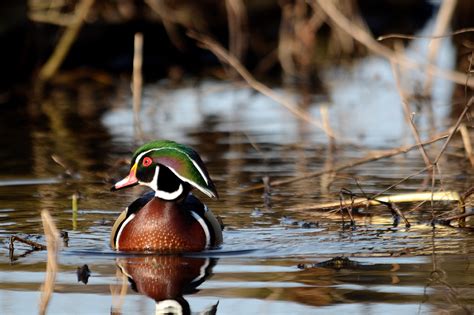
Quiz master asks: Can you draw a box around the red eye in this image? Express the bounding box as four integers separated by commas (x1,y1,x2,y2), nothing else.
142,157,153,167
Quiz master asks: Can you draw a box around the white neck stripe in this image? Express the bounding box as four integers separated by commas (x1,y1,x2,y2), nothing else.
190,211,210,248
155,183,183,200
115,213,136,250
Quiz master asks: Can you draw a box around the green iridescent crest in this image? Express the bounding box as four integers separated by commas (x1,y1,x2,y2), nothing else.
132,140,218,198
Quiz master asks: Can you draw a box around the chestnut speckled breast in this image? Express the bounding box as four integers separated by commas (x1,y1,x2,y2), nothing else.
110,140,223,252
115,197,218,252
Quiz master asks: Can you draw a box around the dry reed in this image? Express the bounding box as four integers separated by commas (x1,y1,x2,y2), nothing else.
38,210,60,315
312,0,474,88
133,32,144,142
38,0,95,81
423,0,457,95
225,0,248,68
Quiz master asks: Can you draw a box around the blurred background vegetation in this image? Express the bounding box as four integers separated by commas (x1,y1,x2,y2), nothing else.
1,0,472,105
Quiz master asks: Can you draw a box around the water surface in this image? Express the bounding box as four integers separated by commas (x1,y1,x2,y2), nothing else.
1,23,473,315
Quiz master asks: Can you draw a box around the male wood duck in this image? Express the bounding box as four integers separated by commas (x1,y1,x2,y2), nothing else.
110,140,223,252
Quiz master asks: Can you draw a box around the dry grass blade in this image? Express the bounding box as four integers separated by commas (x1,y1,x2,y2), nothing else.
187,31,336,140
440,211,474,223
39,210,60,315
312,0,474,88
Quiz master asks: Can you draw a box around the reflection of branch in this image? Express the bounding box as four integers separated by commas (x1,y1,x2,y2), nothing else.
188,31,336,139
9,235,46,251
313,0,474,88
423,231,469,313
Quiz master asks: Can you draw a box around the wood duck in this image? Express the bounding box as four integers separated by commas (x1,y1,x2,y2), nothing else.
110,140,223,252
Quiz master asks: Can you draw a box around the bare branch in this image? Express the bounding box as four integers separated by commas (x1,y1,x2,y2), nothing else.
188,31,336,139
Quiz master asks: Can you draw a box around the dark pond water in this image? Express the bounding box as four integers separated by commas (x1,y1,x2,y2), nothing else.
1,21,474,315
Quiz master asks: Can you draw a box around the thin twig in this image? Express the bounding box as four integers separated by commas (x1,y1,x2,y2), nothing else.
377,27,474,41
385,202,411,228
9,236,46,252
459,124,474,166
439,211,474,223
39,210,60,315
372,165,432,199
239,134,448,193
433,96,473,164
391,62,432,167
187,31,336,139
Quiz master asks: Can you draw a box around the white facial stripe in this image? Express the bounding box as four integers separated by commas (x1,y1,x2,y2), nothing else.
115,213,136,250
139,166,184,200
133,148,156,165
155,183,183,200
140,165,159,191
190,211,210,248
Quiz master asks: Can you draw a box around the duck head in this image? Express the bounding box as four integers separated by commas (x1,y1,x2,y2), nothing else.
111,140,218,200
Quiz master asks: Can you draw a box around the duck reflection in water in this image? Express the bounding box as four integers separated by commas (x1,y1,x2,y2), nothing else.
115,255,218,314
